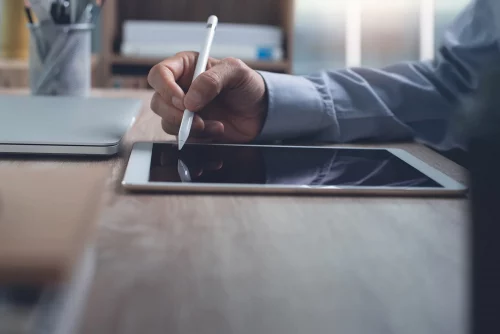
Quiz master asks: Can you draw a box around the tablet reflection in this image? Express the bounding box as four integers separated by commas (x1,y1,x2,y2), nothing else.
149,143,441,188
177,159,192,183
149,144,265,184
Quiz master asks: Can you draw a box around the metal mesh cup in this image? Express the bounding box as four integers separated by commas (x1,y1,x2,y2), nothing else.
29,23,93,96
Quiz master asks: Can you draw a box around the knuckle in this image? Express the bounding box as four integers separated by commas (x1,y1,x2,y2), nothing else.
148,65,171,99
175,51,196,57
147,64,160,85
161,118,179,135
150,93,160,111
223,57,248,79
161,119,173,134
200,71,222,94
223,57,245,68
175,51,199,68
167,110,180,126
207,57,219,68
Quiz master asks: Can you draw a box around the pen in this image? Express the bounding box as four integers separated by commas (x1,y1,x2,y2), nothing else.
24,0,48,60
50,1,70,24
70,0,77,23
29,0,52,23
90,0,106,24
178,15,218,150
79,2,94,23
33,0,94,92
23,0,35,24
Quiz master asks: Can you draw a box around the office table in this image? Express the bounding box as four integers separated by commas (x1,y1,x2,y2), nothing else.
0,90,468,334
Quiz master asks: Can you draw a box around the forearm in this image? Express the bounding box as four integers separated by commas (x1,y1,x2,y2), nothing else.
257,63,449,146
256,0,500,150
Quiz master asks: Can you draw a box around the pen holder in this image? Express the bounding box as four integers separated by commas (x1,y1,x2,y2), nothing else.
28,23,93,96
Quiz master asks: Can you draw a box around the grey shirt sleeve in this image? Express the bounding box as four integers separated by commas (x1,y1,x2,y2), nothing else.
256,0,500,150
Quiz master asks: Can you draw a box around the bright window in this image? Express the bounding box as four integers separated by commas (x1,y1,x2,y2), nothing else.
293,0,470,74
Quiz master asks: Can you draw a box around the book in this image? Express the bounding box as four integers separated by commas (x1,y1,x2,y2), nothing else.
121,43,284,61
122,21,283,47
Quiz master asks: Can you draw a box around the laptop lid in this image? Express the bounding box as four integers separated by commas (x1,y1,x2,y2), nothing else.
0,95,142,147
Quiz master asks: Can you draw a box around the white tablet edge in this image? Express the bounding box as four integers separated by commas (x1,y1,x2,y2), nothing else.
122,142,467,193
387,148,466,191
122,142,153,184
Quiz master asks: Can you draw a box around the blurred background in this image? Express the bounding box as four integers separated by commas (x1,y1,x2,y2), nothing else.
293,0,469,74
0,0,471,88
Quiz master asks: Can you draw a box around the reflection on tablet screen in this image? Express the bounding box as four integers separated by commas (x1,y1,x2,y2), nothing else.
149,143,442,188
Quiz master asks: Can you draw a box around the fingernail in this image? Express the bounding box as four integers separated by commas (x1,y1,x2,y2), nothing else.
185,90,203,110
172,96,184,110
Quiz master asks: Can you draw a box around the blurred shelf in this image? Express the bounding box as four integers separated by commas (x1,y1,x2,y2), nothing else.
0,55,101,70
109,75,150,89
0,58,29,70
97,0,294,86
0,55,101,88
110,54,290,72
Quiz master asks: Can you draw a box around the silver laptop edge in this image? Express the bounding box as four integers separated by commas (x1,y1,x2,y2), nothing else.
0,95,142,156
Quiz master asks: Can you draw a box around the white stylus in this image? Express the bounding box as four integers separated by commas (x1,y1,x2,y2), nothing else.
178,15,218,150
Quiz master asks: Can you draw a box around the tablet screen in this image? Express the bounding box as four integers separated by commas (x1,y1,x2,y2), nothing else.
148,143,442,188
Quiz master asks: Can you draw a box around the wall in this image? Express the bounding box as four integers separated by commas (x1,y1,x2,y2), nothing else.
0,1,3,52
293,0,470,75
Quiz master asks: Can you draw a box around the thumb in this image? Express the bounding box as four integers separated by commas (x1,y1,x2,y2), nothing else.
184,58,247,112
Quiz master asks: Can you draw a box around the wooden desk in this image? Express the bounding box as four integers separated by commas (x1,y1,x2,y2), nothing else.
0,89,468,334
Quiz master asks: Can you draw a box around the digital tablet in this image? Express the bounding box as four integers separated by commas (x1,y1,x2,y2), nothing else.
122,142,467,196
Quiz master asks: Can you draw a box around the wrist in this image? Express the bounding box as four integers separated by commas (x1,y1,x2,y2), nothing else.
254,71,330,142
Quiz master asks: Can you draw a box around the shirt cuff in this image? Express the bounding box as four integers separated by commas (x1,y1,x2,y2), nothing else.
255,71,327,142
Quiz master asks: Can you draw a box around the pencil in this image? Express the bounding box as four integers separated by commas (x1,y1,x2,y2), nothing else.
23,0,35,24
24,0,48,62
91,0,107,24
70,0,77,23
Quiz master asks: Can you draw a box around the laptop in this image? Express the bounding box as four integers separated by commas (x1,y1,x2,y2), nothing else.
0,95,142,155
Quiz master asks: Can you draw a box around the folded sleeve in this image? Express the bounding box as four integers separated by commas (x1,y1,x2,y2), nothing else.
255,71,337,142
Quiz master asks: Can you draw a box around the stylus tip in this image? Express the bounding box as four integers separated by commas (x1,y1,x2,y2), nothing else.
178,139,186,150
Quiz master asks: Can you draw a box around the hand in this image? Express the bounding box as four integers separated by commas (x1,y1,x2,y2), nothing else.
148,52,268,143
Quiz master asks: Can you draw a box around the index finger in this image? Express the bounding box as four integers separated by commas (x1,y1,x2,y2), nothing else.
147,52,196,101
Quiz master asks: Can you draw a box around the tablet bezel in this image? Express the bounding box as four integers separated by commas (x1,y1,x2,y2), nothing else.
122,142,467,196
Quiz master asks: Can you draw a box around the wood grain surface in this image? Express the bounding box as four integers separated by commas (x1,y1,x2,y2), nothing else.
0,89,469,334
0,164,107,284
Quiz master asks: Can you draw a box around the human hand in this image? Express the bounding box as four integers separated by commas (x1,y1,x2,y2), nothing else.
148,52,268,143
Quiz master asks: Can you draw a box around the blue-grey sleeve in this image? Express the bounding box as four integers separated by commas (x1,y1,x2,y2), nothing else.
256,0,500,150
